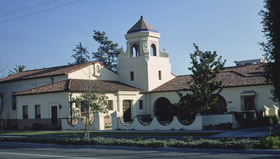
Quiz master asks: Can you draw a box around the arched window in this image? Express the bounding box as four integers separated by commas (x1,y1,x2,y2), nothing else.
150,44,156,56
131,44,139,57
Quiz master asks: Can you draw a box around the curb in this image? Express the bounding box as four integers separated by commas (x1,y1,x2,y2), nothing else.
1,142,280,155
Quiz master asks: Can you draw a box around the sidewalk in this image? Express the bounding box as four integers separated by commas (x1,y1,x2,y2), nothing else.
213,124,280,138
2,124,280,139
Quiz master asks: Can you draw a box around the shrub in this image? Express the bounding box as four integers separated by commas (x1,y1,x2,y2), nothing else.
219,137,235,142
30,123,43,130
241,115,279,128
183,135,194,142
133,137,143,141
259,136,280,149
204,123,232,130
0,136,279,150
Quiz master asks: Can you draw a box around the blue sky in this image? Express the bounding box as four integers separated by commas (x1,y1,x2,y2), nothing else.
0,0,265,76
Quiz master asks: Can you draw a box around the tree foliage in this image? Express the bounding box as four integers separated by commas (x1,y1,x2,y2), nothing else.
92,30,122,71
71,91,108,138
179,44,226,116
9,65,26,75
72,91,108,114
70,42,90,65
259,0,280,102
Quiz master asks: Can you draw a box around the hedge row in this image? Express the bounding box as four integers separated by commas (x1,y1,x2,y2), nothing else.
1,136,280,149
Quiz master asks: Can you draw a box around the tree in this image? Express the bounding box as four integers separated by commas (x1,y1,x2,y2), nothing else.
9,65,26,75
0,58,7,78
92,30,122,71
71,91,108,138
259,0,280,102
179,44,226,117
70,42,90,65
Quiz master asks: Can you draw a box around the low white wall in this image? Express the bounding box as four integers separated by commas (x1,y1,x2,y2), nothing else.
201,114,239,129
111,112,240,130
62,112,105,130
111,111,202,130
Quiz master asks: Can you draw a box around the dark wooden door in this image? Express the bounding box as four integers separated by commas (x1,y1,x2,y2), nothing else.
51,106,58,125
244,96,255,110
123,100,132,122
212,96,227,114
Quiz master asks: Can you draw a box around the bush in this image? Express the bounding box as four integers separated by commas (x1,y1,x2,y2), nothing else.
204,123,232,130
219,137,235,142
258,136,280,149
258,116,279,126
0,136,279,150
30,123,43,130
241,115,279,128
183,135,194,142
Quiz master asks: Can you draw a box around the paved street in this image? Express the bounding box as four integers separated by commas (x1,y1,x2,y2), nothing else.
1,142,280,159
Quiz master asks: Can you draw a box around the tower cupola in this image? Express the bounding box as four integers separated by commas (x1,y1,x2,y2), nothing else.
117,17,174,91
127,16,158,34
124,16,161,58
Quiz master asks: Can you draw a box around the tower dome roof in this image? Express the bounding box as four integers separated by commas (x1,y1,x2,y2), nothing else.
127,16,158,34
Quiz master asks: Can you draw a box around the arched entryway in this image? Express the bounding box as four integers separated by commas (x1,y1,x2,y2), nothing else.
211,95,227,114
154,97,175,122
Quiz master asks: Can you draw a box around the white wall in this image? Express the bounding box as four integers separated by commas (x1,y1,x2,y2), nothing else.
68,63,118,81
220,85,277,112
17,92,69,119
70,91,144,119
0,75,67,120
118,30,174,91
147,56,175,91
117,91,144,118
148,85,278,116
118,56,149,90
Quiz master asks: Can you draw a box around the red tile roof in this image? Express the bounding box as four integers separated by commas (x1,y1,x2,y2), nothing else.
13,79,143,96
0,61,114,83
151,64,267,92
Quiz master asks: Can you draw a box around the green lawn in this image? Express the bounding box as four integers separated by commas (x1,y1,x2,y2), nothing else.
3,131,221,137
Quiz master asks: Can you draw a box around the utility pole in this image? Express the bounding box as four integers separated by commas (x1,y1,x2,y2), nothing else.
1,109,3,140
87,62,91,139
84,61,91,139
0,94,3,139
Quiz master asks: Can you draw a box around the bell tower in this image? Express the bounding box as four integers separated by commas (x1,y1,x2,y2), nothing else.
117,16,174,91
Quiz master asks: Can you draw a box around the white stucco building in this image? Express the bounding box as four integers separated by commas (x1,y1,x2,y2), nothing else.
0,17,278,130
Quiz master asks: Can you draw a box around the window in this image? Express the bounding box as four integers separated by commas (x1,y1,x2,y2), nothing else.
108,100,113,110
242,96,255,110
130,71,134,81
139,100,143,110
131,44,139,57
35,105,41,119
0,93,3,111
22,105,28,119
241,91,256,110
158,71,162,80
151,44,156,56
12,94,16,110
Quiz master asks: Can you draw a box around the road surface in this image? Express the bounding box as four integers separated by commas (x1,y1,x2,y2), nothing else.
0,142,280,159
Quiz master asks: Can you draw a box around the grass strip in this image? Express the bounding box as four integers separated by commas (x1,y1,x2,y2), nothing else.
3,131,221,137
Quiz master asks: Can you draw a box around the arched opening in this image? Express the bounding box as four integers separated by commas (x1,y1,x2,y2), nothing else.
210,95,227,114
154,97,175,124
131,44,139,57
178,95,197,125
150,44,156,56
